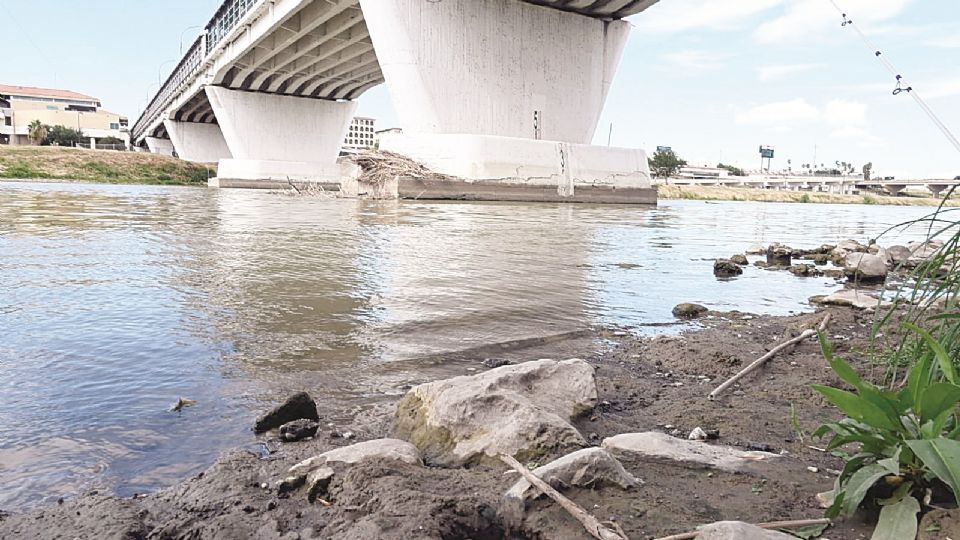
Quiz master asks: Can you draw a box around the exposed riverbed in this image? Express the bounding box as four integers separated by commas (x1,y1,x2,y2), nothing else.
0,181,940,512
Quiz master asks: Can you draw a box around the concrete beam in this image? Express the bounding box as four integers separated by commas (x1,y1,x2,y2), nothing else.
163,120,232,164
205,85,356,182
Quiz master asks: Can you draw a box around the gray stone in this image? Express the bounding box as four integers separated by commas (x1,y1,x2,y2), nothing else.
502,448,638,525
696,521,795,539
837,239,868,252
812,254,829,265
673,303,708,319
279,419,319,442
907,240,943,267
714,259,743,278
730,254,749,266
765,244,792,267
745,245,765,255
394,359,596,466
843,252,888,283
788,264,814,277
601,432,779,473
887,245,911,266
285,438,421,497
255,392,319,434
810,288,890,310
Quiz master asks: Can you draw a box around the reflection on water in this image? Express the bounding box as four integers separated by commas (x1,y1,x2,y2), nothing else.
0,181,937,510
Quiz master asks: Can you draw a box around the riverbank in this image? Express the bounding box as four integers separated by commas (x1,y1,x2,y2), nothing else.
658,183,960,207
0,146,215,185
0,303,890,540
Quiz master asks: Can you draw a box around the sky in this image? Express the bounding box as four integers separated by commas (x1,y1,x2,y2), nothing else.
3,0,959,178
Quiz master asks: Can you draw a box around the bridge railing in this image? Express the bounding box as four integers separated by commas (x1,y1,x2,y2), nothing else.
132,0,264,141
132,35,206,139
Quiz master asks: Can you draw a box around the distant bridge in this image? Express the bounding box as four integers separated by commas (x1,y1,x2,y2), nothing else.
131,0,660,200
665,175,960,197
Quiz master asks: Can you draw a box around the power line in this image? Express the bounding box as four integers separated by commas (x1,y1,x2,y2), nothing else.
827,0,960,156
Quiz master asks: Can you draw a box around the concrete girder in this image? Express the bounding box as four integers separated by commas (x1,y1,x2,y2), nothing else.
248,8,366,91
271,28,373,95
327,71,383,100
232,0,359,86
299,53,380,95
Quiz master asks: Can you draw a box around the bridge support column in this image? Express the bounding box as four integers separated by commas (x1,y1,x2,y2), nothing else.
884,184,906,196
361,0,653,200
163,120,232,164
205,86,356,184
145,136,175,157
928,184,949,198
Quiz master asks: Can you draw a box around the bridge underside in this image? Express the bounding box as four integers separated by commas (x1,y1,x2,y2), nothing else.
136,0,660,200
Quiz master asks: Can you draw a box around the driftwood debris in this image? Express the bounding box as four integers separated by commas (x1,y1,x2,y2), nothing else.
708,314,832,400
349,150,452,186
499,454,629,540
653,518,831,540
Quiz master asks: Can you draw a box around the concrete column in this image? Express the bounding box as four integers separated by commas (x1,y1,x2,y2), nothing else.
145,136,175,157
89,137,96,150
206,86,356,183
360,0,652,197
163,120,232,164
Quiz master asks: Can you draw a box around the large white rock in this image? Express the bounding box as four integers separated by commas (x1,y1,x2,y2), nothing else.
811,288,890,310
696,521,796,539
285,438,422,497
843,252,888,282
394,359,597,466
601,432,779,473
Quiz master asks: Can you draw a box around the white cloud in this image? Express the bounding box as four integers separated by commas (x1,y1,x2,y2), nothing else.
661,50,728,71
922,78,960,100
825,99,868,127
735,99,821,125
631,0,783,33
754,0,914,44
756,63,822,82
926,36,960,48
829,126,884,147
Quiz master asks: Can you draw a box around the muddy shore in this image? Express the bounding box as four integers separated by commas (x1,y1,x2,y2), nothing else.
0,303,895,540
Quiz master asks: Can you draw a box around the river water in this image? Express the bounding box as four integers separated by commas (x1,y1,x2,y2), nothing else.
0,181,939,511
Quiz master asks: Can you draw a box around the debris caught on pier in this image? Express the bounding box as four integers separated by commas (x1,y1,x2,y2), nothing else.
348,150,453,186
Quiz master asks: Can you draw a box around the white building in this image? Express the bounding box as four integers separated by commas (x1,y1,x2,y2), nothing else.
0,84,129,147
342,116,376,151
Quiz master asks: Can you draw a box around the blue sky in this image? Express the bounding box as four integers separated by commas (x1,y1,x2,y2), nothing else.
3,0,958,178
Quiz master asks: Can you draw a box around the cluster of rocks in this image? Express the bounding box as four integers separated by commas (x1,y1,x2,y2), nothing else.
256,360,787,539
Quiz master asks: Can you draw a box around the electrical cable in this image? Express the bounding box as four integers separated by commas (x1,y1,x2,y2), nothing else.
827,0,960,156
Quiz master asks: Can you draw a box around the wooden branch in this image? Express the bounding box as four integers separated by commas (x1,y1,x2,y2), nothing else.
709,314,831,400
499,454,628,540
654,518,831,540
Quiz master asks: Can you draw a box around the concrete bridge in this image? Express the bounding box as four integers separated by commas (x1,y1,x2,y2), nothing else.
666,174,960,197
132,0,659,202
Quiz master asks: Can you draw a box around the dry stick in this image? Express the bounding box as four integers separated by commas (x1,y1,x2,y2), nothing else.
499,454,628,540
653,518,831,540
708,314,831,400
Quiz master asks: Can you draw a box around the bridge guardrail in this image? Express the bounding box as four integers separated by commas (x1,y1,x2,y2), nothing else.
132,0,264,141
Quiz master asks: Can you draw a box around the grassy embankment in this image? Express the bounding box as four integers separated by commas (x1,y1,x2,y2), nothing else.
658,183,960,207
0,146,215,186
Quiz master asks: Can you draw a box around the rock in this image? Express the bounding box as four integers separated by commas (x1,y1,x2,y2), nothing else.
285,439,421,498
730,254,748,266
837,239,868,252
765,244,792,267
482,358,512,369
279,419,319,442
502,447,639,525
746,245,765,255
812,254,829,266
887,245,911,266
255,392,319,434
688,427,708,441
811,288,890,310
601,432,779,473
788,264,814,277
753,260,769,268
714,259,743,278
673,303,708,319
843,253,888,283
907,240,943,267
695,521,796,539
918,508,960,540
822,268,845,279
394,359,597,466
814,244,836,254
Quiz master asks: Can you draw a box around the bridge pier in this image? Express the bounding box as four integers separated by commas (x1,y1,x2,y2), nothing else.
928,184,949,198
361,0,653,199
883,184,906,196
145,136,175,157
163,120,232,164
205,86,356,184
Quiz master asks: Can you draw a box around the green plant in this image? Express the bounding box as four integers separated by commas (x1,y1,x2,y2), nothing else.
27,120,48,145
799,193,812,204
863,194,878,205
813,329,960,538
648,149,687,179
0,159,48,178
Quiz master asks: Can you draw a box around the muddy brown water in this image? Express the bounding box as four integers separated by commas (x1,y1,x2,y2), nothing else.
0,181,939,512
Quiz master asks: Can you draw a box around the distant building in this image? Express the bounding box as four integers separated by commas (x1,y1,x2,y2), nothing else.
343,116,376,151
677,165,729,180
375,127,403,147
0,84,129,147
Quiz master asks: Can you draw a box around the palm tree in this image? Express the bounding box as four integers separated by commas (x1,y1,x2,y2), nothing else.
27,120,48,145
